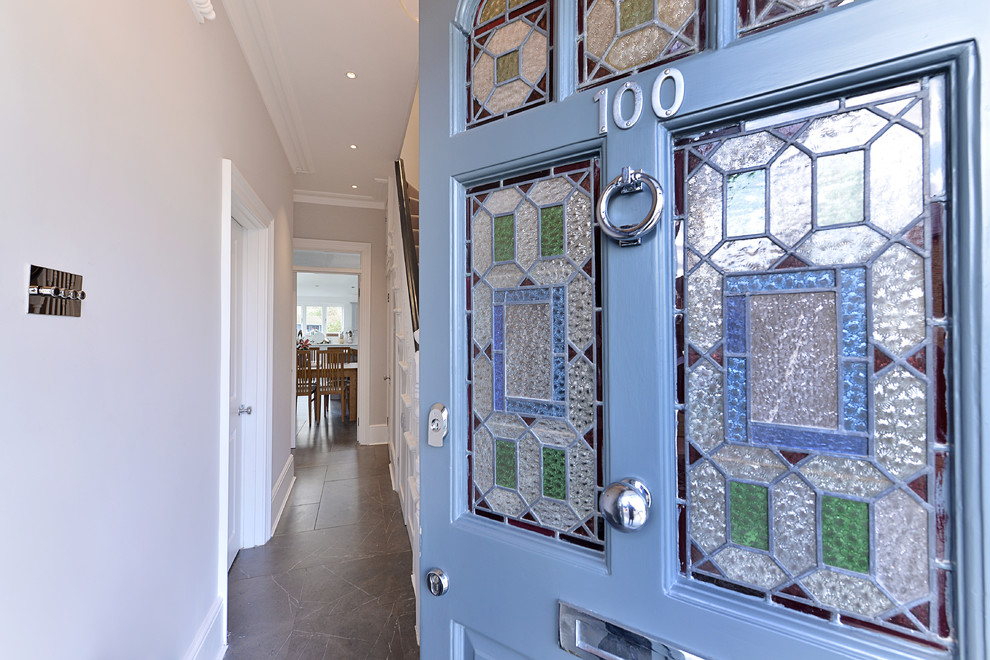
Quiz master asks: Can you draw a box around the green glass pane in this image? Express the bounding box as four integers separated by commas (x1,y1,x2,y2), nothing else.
540,205,565,256
730,482,769,550
822,496,870,573
619,0,654,31
478,0,503,24
493,214,515,262
542,447,566,500
495,439,517,489
496,51,520,84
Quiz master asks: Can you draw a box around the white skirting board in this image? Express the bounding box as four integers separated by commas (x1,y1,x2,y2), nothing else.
362,423,389,446
182,596,225,660
270,454,296,536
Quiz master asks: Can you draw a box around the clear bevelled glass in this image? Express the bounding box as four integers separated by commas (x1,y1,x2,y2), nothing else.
676,78,952,648
467,159,603,551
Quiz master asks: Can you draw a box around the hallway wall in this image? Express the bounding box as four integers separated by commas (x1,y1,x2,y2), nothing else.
294,203,389,428
0,1,295,658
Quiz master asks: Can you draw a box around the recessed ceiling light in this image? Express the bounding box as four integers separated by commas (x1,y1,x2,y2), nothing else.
351,185,358,189
345,71,357,79
349,144,358,150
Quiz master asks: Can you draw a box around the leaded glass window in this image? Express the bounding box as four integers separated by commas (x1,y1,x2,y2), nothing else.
578,0,707,88
674,78,952,649
738,0,861,37
468,0,552,128
466,159,605,552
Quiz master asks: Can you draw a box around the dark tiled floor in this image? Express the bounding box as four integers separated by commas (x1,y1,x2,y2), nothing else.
225,400,419,659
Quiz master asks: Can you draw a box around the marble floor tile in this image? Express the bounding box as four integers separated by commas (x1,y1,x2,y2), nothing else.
226,400,419,659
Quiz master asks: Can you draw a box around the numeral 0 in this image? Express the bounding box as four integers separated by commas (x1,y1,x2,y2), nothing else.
593,67,685,133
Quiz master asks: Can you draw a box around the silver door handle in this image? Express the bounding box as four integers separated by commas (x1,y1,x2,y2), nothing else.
600,478,651,532
238,405,252,415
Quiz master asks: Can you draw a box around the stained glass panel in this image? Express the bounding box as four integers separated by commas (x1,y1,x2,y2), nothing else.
737,0,861,37
467,159,604,551
578,0,707,89
468,0,551,128
674,77,952,649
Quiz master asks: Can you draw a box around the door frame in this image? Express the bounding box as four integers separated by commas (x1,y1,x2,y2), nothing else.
292,238,373,445
218,159,276,635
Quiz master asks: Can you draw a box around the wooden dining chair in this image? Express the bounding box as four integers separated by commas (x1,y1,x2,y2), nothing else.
295,350,318,425
316,349,349,422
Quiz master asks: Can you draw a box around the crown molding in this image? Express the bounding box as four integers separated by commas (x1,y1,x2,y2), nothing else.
187,0,216,23
294,189,386,210
222,0,315,174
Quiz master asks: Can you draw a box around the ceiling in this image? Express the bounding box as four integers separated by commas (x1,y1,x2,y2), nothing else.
296,272,359,299
221,0,420,206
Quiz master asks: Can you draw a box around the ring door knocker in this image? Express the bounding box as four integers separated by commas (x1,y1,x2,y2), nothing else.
596,166,664,247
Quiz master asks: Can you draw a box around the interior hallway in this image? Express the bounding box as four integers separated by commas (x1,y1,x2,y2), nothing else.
225,399,419,659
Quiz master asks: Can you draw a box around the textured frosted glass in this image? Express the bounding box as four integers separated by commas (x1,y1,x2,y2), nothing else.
688,362,724,451
473,281,493,349
515,202,539,270
568,358,595,432
620,0,653,30
690,461,726,552
474,428,494,491
804,570,894,617
872,244,925,355
712,445,787,481
488,412,527,440
686,263,722,352
518,433,542,503
871,125,924,234
821,496,870,573
529,258,574,285
730,482,770,550
770,146,812,247
929,76,947,197
586,0,615,58
714,548,786,590
749,292,838,429
532,499,578,531
542,447,567,499
530,418,574,446
687,165,723,256
711,133,783,171
796,226,885,266
568,276,594,351
486,188,523,214
737,0,860,36
711,238,785,272
801,456,892,497
473,211,493,274
505,303,552,399
847,82,921,108
799,109,887,152
773,474,817,573
469,1,549,127
568,442,597,518
875,490,930,602
566,191,593,265
902,101,923,128
486,263,525,288
606,26,667,70
530,178,573,205
817,151,864,226
875,368,927,479
726,171,766,236
488,488,527,517
474,356,493,418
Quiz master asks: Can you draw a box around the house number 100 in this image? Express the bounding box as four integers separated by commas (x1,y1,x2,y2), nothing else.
594,67,685,134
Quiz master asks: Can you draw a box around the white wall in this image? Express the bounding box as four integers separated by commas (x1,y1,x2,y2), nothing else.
294,203,388,425
0,2,294,658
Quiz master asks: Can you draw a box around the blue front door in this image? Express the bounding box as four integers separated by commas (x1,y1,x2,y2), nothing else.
419,1,988,658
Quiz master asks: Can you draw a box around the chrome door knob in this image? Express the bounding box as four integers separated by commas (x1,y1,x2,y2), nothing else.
601,478,652,532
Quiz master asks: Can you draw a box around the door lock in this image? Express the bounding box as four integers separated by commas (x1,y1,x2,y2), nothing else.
426,568,449,597
427,403,448,447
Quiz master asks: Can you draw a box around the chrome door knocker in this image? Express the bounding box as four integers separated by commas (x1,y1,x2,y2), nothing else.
596,166,664,247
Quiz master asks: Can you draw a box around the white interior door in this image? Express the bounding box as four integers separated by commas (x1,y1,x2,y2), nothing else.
227,218,245,569
419,1,987,659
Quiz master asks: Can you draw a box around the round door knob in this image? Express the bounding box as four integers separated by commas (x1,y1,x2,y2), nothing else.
600,478,652,532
